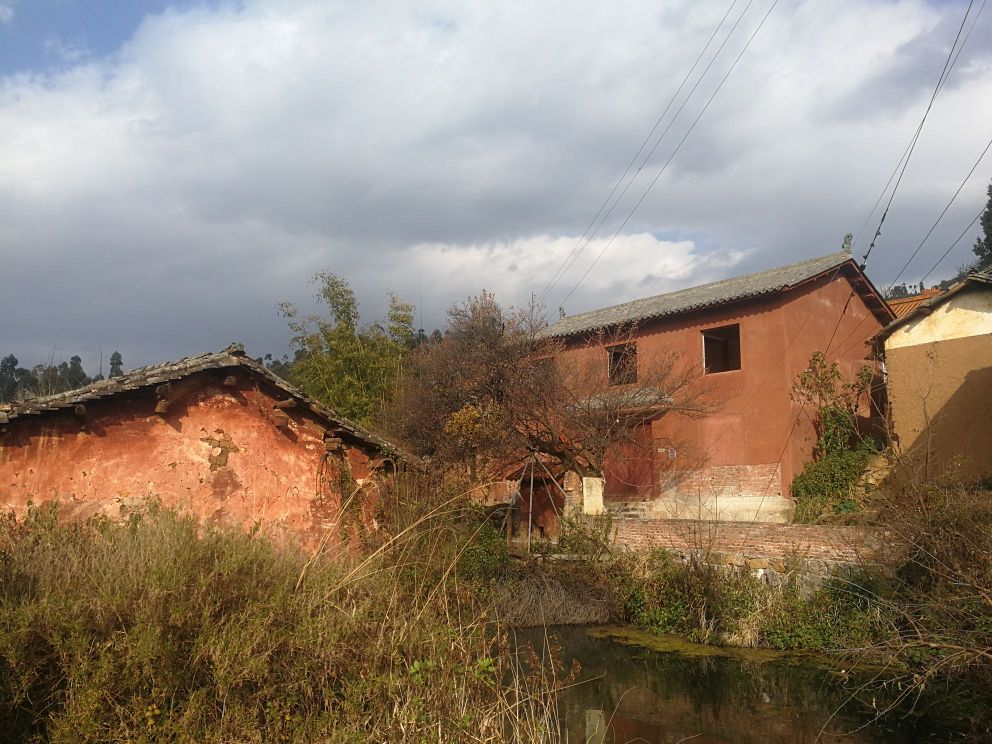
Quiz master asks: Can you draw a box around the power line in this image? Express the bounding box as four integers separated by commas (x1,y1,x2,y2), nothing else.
919,207,985,285
859,0,978,267
885,133,992,291
538,0,749,304
559,0,779,307
851,0,987,252
538,0,742,303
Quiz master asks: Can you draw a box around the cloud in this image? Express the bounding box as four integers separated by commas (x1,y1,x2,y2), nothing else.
0,4,13,24
402,233,748,320
43,36,91,64
0,0,990,371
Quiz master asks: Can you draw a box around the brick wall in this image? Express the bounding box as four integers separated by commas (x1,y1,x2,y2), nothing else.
668,463,782,499
612,518,876,566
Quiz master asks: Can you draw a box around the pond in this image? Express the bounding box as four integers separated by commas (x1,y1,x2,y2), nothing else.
513,626,966,743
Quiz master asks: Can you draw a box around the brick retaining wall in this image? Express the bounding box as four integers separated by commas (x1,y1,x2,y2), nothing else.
612,518,878,566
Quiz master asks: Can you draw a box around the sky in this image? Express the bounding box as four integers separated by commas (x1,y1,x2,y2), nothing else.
1,0,990,373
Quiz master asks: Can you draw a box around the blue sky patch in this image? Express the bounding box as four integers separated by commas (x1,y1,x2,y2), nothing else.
0,1,192,74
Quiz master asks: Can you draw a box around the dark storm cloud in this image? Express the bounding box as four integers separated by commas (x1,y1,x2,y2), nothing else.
1,0,990,373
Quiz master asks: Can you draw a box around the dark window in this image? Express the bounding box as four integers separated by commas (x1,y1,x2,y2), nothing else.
607,343,637,386
702,324,741,373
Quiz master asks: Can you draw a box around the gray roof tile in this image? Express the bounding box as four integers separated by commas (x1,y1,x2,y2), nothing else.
538,250,855,339
0,343,408,458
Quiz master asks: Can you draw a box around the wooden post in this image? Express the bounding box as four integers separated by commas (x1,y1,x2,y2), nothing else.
527,457,535,554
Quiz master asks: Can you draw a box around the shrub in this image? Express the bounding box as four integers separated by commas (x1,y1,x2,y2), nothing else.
458,518,511,582
791,443,876,522
617,550,765,644
761,573,887,651
791,352,879,523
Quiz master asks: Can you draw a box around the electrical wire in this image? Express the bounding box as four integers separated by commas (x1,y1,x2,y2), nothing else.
885,133,992,292
859,0,978,267
559,0,779,308
538,0,748,304
851,0,987,252
919,208,985,285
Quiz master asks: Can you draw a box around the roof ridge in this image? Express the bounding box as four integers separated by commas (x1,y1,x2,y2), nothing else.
539,250,854,339
0,346,409,459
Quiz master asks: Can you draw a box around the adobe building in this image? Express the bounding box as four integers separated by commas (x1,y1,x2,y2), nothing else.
537,249,894,524
874,271,992,483
0,344,407,545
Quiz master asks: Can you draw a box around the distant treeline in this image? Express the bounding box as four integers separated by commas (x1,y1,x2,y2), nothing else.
0,351,124,403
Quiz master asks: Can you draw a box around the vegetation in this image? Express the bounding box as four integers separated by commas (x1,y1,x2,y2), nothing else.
388,292,712,485
0,351,127,403
277,272,419,424
883,281,927,300
517,477,992,735
0,491,570,743
972,179,992,270
790,352,878,522
866,477,992,730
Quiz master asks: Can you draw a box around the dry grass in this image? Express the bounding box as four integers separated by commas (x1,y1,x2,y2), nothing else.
0,479,569,743
492,565,611,627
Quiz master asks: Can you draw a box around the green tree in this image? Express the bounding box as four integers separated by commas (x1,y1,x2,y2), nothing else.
0,355,37,403
279,273,415,424
66,356,90,389
973,181,992,269
109,351,124,378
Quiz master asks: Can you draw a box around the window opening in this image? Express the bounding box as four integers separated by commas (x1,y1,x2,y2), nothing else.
607,343,637,386
702,324,741,373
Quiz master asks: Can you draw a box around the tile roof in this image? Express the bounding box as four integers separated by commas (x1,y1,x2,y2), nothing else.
0,343,406,458
538,250,859,339
887,288,943,319
875,270,992,343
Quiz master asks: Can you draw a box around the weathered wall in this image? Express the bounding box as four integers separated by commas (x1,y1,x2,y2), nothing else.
555,269,884,522
885,290,992,482
0,370,363,545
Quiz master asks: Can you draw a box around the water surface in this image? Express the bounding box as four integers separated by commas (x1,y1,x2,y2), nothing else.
517,626,952,743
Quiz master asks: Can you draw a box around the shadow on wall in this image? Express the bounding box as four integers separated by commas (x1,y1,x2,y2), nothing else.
897,364,992,484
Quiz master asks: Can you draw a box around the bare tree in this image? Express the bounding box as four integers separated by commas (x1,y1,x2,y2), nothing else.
386,294,715,485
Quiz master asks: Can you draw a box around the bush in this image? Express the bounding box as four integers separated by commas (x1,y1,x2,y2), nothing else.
617,550,765,644
761,574,887,651
791,443,876,522
458,519,511,582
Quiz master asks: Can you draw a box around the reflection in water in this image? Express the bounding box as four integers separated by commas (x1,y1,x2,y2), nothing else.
514,626,919,744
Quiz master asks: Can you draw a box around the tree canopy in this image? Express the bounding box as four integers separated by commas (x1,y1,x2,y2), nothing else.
387,293,713,480
277,272,417,424
0,353,106,403
973,180,992,270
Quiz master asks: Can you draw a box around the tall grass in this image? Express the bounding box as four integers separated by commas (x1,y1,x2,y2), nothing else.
0,480,567,743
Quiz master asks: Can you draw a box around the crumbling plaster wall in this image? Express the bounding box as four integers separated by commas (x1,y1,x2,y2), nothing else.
0,371,363,544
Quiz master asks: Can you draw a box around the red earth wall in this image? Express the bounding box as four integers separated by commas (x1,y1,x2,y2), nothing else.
0,371,369,546
556,269,885,506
